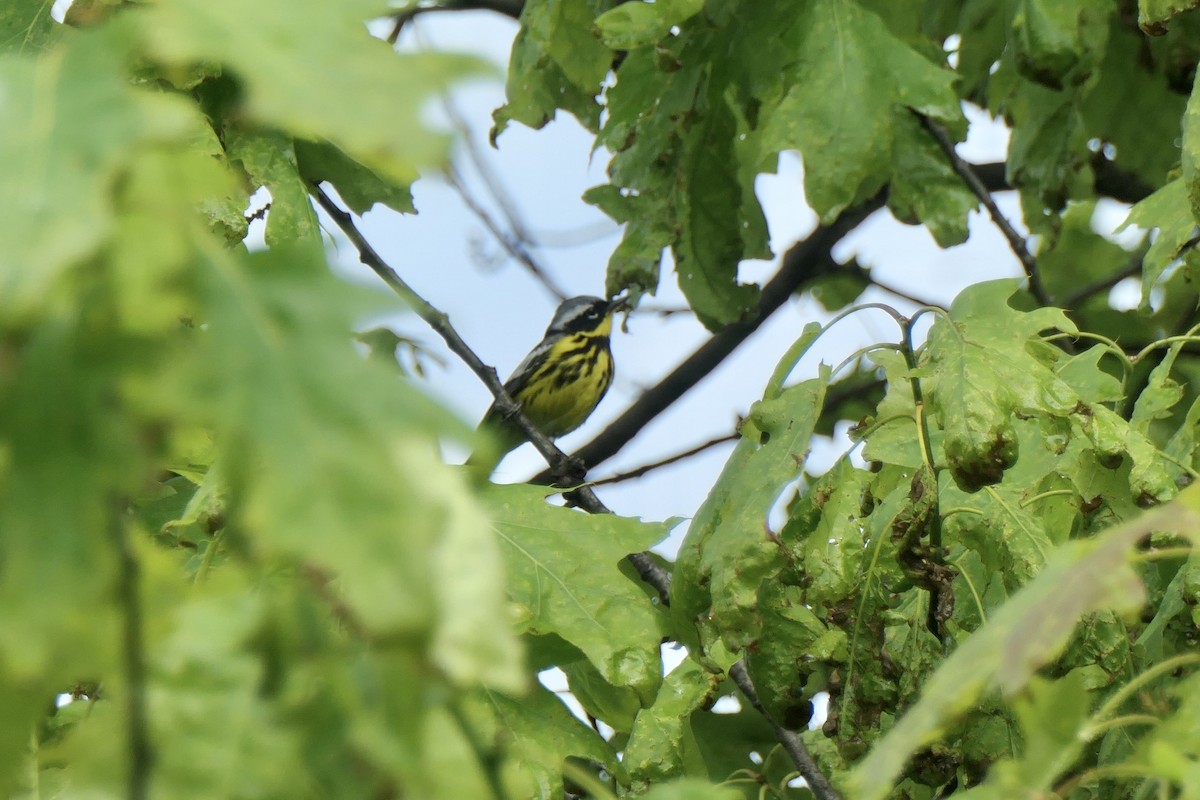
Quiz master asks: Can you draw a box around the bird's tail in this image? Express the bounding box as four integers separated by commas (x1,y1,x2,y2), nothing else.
465,417,525,479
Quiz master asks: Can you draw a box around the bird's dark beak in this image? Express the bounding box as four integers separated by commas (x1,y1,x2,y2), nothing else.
607,295,632,314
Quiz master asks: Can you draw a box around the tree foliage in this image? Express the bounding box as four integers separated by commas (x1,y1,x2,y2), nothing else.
5,1,1200,799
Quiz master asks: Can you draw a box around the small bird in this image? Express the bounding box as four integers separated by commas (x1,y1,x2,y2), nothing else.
469,295,624,475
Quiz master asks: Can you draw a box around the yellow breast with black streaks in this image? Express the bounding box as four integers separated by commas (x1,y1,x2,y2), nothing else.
512,331,614,438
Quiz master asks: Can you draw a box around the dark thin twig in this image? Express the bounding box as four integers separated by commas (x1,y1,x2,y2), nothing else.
388,0,525,44
112,501,152,800
310,183,674,603
1058,253,1144,310
439,89,537,248
312,185,570,481
590,433,738,486
409,22,567,299
729,662,843,800
866,273,944,309
446,163,568,300
916,113,1052,306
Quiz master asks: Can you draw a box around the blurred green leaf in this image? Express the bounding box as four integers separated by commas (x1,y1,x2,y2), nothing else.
1139,0,1200,34
0,0,59,53
138,0,483,184
0,26,200,319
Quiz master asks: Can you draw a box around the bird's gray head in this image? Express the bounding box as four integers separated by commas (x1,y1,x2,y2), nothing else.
545,296,612,336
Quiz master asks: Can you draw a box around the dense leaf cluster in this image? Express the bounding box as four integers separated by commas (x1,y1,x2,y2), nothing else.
4,0,1200,799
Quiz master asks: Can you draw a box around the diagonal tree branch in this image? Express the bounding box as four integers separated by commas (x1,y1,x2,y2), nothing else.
729,661,842,800
532,193,887,483
311,182,843,800
533,156,1149,481
916,113,1051,305
310,183,673,602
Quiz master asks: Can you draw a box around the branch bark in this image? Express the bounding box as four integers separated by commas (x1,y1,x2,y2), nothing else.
917,113,1051,305
532,193,886,483
310,183,674,604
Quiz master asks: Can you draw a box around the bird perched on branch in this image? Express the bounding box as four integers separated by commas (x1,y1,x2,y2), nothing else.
468,295,626,475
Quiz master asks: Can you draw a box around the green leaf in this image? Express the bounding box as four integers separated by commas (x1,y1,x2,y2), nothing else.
623,659,723,789
673,335,828,652
1183,68,1200,225
138,0,483,185
747,581,844,727
1138,0,1200,34
295,139,416,216
493,0,609,135
595,0,705,49
641,778,744,800
846,488,1198,800
1080,27,1185,187
753,0,963,221
672,92,762,328
1037,202,1137,304
1131,341,1187,436
179,247,526,696
225,126,321,247
1011,0,1107,89
481,484,668,695
0,27,201,319
1008,671,1092,789
888,113,978,247
991,48,1089,210
586,184,669,301
0,0,59,54
1055,344,1124,404
1121,179,1195,309
924,281,1078,492
473,683,623,796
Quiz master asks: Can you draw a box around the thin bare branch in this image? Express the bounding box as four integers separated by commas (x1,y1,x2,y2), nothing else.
916,113,1051,305
446,163,568,300
865,273,945,309
388,0,525,44
440,90,536,247
591,433,738,486
1058,252,1145,310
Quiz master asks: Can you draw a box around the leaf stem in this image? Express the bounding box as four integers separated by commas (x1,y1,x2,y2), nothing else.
831,343,903,381
1085,652,1200,736
1084,713,1160,740
1132,546,1194,561
1020,489,1076,508
111,502,152,800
